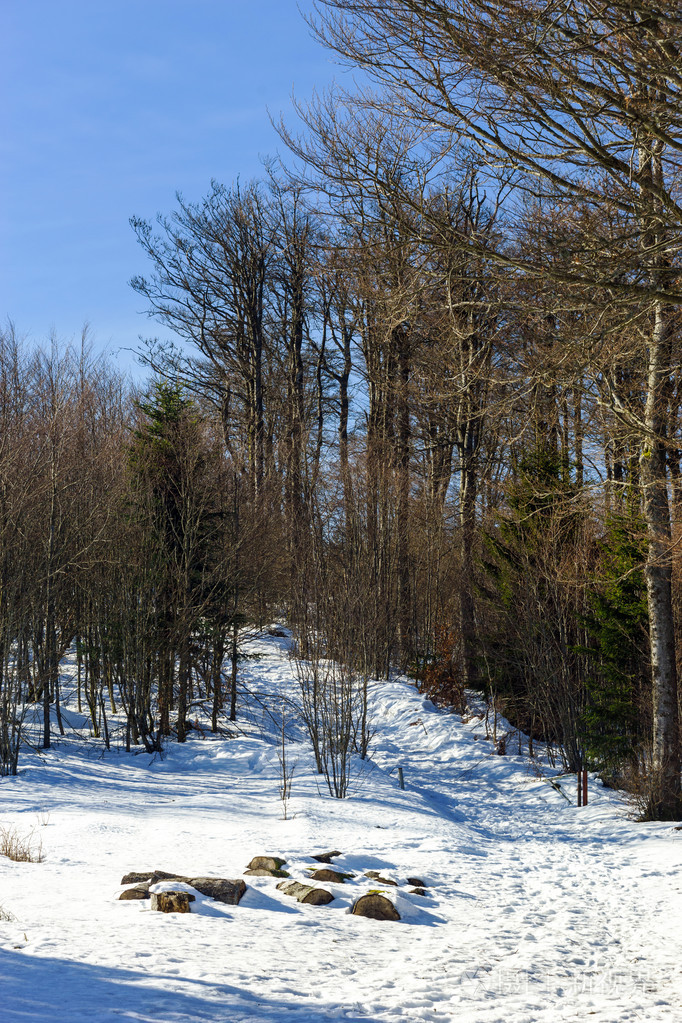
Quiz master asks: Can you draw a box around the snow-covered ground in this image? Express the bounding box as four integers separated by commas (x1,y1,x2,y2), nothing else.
1,631,681,1022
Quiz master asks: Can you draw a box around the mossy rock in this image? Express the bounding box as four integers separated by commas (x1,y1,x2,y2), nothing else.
247,856,287,872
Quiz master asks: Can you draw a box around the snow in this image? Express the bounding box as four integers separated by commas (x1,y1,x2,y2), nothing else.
1,632,681,1022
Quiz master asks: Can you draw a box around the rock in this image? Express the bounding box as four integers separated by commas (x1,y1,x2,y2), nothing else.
119,885,150,901
363,870,398,887
120,871,153,885
121,869,188,885
247,856,287,872
121,871,248,905
151,891,193,914
150,870,192,885
409,888,427,897
311,850,342,863
244,867,290,878
406,877,427,888
276,880,334,906
351,893,400,921
189,877,246,905
308,868,354,883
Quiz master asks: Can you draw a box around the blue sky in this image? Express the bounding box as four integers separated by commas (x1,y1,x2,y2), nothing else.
1,1,335,375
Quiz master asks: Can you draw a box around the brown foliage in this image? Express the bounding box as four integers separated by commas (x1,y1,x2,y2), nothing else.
418,622,465,714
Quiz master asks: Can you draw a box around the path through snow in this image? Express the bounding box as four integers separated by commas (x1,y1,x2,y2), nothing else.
0,633,680,1022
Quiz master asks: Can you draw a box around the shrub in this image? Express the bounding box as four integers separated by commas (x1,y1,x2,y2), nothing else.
417,623,465,714
0,825,44,863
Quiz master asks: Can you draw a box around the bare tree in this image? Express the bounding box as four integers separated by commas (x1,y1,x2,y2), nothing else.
310,0,682,817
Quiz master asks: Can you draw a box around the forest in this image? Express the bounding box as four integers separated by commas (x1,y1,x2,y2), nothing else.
1,0,681,822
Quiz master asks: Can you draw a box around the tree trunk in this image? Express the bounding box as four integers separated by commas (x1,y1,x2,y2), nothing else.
640,302,680,819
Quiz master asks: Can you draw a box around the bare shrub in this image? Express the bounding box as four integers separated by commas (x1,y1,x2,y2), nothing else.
0,825,44,863
276,698,297,820
609,747,665,821
294,650,372,798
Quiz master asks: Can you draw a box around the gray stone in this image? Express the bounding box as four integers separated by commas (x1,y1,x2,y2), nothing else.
189,877,246,905
120,872,153,885
120,871,248,906
150,870,191,885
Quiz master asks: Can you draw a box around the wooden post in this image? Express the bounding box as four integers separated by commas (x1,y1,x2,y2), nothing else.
398,766,405,790
582,769,588,807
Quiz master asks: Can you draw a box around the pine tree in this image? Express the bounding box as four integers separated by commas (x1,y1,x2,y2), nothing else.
479,445,587,767
581,516,650,778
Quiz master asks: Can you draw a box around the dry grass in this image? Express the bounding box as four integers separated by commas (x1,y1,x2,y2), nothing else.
0,904,16,922
0,825,44,863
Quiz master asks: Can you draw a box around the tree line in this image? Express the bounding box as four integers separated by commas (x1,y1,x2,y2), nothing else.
1,0,681,819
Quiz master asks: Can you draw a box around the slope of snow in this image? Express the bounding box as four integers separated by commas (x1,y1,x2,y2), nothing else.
1,632,681,1022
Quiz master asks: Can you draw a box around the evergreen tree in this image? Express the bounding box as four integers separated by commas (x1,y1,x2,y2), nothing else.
479,445,588,768
580,516,650,778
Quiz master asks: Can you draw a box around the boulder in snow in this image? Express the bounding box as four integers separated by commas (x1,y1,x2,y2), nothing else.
150,869,191,885
351,893,400,921
189,877,246,905
120,871,154,885
247,855,287,871
244,867,290,877
120,872,247,905
311,850,342,863
119,884,150,901
363,870,398,887
308,868,354,883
